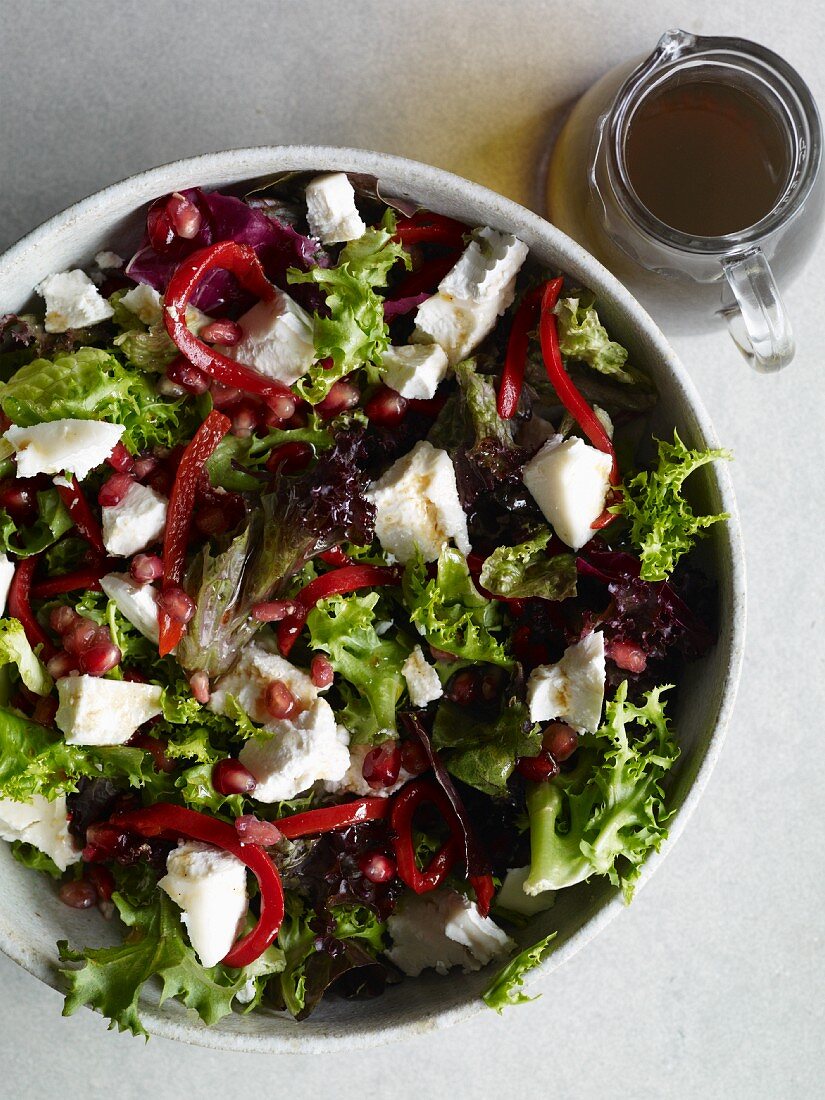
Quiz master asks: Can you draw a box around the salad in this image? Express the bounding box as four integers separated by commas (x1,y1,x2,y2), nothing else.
0,171,730,1035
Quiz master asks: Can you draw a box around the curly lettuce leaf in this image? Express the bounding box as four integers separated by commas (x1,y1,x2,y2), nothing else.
432,697,541,797
206,419,332,492
0,487,73,559
0,616,53,697
482,932,557,1012
479,530,577,601
59,891,258,1038
617,432,731,581
11,839,62,879
0,346,202,453
554,292,636,384
403,546,512,667
524,681,678,902
307,592,410,737
287,211,410,402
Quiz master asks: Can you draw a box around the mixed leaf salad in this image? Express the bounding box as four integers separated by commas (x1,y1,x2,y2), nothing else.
0,172,730,1035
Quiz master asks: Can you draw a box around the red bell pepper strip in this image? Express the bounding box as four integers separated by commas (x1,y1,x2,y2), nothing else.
390,779,462,894
470,872,496,916
497,280,561,420
275,797,390,839
111,802,284,968
538,282,619,486
163,241,294,401
277,564,403,656
385,253,459,304
393,212,467,249
31,561,115,598
54,476,105,554
317,546,352,567
158,410,231,656
8,557,55,657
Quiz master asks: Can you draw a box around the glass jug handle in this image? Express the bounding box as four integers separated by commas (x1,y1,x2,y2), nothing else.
722,248,795,372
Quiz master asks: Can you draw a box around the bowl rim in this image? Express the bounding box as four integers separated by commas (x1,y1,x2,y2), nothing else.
0,144,746,1053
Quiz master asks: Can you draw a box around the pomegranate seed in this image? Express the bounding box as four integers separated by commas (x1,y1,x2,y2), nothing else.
252,599,298,623
63,619,98,655
189,671,210,705
362,740,401,790
133,454,160,481
212,758,257,795
365,385,407,427
608,640,648,673
157,586,195,624
146,467,174,496
429,645,458,663
264,392,297,422
130,732,175,773
85,864,115,902
235,814,282,846
200,319,242,345
516,751,560,783
231,403,259,438
276,619,303,654
122,668,148,682
358,851,396,883
210,383,243,409
98,472,134,508
310,654,334,688
147,197,177,252
0,411,11,433
79,642,122,676
542,722,579,762
167,192,202,239
46,652,78,679
49,605,80,635
194,503,229,537
32,696,58,726
0,480,39,524
316,380,360,419
446,669,480,706
287,406,309,429
130,553,163,584
157,376,187,398
480,671,502,702
59,880,97,909
266,441,313,474
263,680,296,720
166,356,209,395
106,442,134,473
399,739,429,776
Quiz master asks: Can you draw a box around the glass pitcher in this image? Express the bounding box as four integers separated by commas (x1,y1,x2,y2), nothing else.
546,30,823,371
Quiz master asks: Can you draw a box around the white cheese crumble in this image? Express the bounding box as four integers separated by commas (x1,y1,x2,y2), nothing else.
101,481,167,558
120,283,164,326
35,269,114,333
4,418,123,481
0,553,15,616
381,344,449,400
220,291,315,386
402,645,443,707
304,172,366,244
0,794,80,871
521,435,612,550
99,572,160,643
55,674,164,746
527,632,606,733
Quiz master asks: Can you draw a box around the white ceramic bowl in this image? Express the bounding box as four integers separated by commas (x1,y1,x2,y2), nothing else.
0,146,745,1052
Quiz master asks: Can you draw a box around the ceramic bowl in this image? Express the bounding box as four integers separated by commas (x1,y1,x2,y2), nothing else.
0,146,745,1052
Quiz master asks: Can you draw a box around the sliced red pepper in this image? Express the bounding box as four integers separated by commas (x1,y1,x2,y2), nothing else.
31,561,115,598
163,241,294,401
111,802,284,968
317,546,352,567
390,779,463,894
54,476,105,554
277,563,402,657
158,410,231,656
538,282,619,486
8,557,55,658
275,797,390,839
385,253,459,304
393,212,467,250
497,281,560,420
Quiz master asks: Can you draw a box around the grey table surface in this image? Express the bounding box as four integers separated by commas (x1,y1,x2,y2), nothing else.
0,2,822,1097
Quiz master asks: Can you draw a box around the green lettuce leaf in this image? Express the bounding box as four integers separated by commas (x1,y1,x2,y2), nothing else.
0,346,202,453
479,530,577,601
0,487,73,558
0,617,53,696
287,211,410,402
554,293,636,384
11,839,62,879
403,546,512,667
617,432,731,581
59,891,255,1038
432,697,541,797
307,592,411,737
524,681,678,902
482,932,557,1012
206,420,332,491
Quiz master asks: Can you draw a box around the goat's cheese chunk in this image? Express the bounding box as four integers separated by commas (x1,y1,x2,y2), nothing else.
304,172,366,244
527,632,606,733
440,228,529,304
0,553,15,616
101,481,167,557
412,292,511,367
498,866,556,916
522,435,612,550
210,641,321,724
100,572,159,642
402,645,443,707
0,794,80,871
120,283,163,326
366,440,470,564
55,674,163,746
159,841,248,969
4,419,123,481
35,270,114,333
220,292,315,386
381,344,449,400
237,700,349,802
387,889,514,977
324,738,412,798
94,251,124,270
